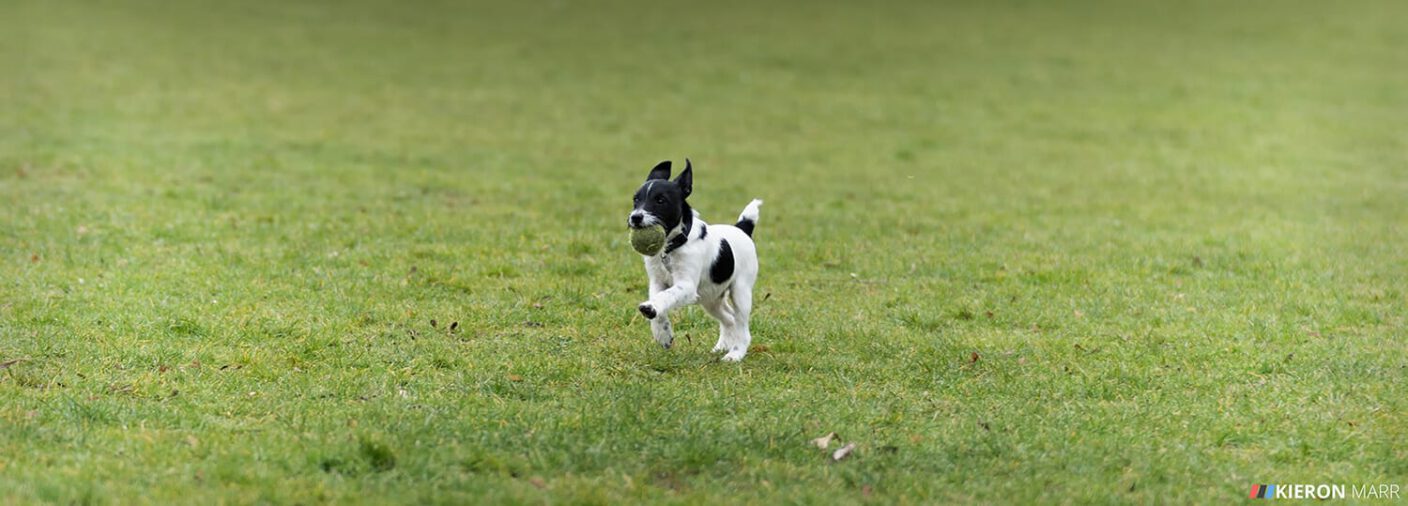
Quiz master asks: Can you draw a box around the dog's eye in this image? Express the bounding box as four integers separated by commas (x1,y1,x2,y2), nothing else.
655,196,666,204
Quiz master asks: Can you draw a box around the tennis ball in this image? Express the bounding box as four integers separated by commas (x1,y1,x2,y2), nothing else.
630,225,667,255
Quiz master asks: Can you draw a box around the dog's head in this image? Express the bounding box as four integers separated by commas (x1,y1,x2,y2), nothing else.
628,159,692,231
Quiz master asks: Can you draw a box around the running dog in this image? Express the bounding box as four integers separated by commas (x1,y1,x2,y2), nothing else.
627,160,763,362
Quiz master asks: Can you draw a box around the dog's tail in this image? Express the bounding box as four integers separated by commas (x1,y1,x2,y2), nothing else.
736,199,763,237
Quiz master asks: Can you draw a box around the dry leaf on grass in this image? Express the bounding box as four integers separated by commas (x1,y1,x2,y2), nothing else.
810,432,838,449
831,443,856,461
108,383,133,394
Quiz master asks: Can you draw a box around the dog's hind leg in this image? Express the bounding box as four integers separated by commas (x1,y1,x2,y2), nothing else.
721,286,753,362
701,292,736,353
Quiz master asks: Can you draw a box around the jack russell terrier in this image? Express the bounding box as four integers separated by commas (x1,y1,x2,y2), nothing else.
627,160,763,362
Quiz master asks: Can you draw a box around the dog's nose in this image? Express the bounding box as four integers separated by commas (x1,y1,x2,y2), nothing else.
629,214,643,226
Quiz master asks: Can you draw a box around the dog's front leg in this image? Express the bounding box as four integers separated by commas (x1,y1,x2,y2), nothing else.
638,266,700,322
647,277,674,348
637,281,697,318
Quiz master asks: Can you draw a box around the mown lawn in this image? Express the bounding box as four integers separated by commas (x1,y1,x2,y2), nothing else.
2,0,1405,503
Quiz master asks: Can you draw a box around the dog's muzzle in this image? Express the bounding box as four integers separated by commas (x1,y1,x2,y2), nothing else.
628,211,657,229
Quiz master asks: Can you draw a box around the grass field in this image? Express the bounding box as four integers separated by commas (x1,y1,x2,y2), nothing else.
3,0,1406,503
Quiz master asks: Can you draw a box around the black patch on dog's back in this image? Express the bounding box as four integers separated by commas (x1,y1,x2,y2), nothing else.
709,239,734,284
735,219,754,237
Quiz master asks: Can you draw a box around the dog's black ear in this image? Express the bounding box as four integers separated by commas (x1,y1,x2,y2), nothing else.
675,159,693,197
646,161,671,181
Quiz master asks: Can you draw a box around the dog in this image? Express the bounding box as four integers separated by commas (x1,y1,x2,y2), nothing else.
627,159,763,362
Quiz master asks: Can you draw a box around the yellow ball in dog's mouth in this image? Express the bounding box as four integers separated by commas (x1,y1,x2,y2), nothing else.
630,225,667,255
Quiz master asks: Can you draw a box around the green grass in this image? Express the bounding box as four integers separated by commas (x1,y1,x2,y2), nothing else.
3,0,1406,503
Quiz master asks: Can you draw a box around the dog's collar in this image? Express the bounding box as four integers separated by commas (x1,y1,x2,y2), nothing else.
663,210,694,255
664,233,687,255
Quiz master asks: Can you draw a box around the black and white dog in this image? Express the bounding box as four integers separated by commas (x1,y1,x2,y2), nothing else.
627,160,763,362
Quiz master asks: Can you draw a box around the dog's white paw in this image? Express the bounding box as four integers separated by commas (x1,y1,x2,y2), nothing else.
654,331,673,349
637,302,657,320
721,349,747,362
711,339,728,353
